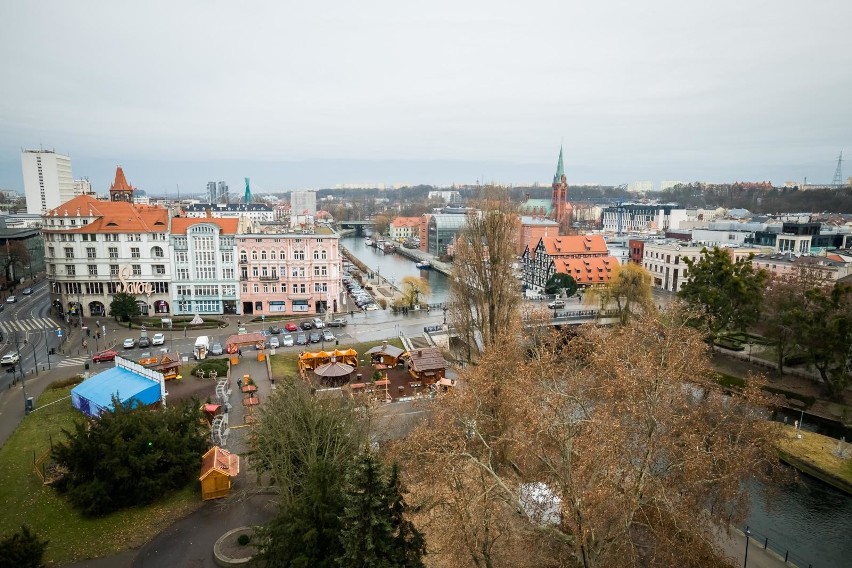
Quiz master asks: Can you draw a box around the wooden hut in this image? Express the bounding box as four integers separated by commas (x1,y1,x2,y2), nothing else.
366,342,406,368
199,446,240,501
404,347,447,384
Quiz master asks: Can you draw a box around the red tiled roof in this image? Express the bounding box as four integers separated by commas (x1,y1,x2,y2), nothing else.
391,217,422,228
199,446,240,480
541,235,609,256
45,195,168,233
110,166,134,191
553,256,618,284
171,216,238,235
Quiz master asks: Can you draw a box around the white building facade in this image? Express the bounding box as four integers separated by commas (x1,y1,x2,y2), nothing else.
642,242,761,293
183,203,274,222
22,150,74,214
291,191,317,216
601,204,687,233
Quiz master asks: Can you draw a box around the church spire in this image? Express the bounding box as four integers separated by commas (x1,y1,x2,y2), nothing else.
553,146,565,184
243,177,252,204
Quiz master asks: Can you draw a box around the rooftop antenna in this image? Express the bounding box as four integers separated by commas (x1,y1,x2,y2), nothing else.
832,151,843,186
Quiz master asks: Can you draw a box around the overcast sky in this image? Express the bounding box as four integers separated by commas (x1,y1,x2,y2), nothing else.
1,1,850,192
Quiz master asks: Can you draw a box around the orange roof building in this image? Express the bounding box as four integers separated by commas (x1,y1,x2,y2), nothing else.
199,446,240,500
389,216,422,241
521,235,618,290
42,194,173,319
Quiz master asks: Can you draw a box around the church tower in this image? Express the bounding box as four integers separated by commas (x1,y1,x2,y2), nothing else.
551,147,573,233
109,166,135,202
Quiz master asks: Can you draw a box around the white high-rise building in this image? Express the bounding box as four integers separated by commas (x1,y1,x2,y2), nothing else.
21,149,74,214
291,191,317,215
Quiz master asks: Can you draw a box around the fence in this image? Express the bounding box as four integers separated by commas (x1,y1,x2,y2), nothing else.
742,525,814,568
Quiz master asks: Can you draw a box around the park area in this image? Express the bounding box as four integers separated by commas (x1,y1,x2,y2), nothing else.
0,380,204,565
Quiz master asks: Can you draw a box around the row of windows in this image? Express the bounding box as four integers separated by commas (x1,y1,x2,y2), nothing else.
61,281,170,294
239,249,328,262
241,282,328,294
239,266,329,279
173,285,237,297
49,246,165,259
50,264,166,277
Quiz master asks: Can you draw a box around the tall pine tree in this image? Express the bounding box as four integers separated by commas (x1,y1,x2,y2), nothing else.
385,462,426,568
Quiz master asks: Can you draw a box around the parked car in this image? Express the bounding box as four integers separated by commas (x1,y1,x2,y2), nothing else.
327,317,347,328
92,349,117,363
312,318,325,329
210,343,224,356
1,353,20,366
364,303,380,311
137,336,151,349
322,329,335,342
548,300,565,309
309,331,321,343
281,333,294,347
300,321,314,330
269,325,281,335
295,332,309,346
269,336,280,349
284,322,298,332
151,333,165,346
122,338,136,349
6,296,16,304
21,287,33,296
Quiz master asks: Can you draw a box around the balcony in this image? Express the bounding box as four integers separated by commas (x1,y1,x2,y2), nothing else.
259,275,279,281
239,259,247,264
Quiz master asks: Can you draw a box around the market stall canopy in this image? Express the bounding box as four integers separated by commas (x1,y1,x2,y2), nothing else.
190,314,204,325
313,361,355,378
225,333,266,353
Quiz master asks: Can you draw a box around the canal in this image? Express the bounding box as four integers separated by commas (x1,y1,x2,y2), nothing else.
343,234,851,567
342,235,450,304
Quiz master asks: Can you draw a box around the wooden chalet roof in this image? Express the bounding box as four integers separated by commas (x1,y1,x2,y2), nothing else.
45,195,168,234
553,256,618,285
365,344,405,358
406,347,446,372
199,446,240,480
540,235,609,256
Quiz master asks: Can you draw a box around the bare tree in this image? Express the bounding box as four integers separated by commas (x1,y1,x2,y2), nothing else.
398,308,784,568
584,263,654,324
1,241,31,285
398,276,431,309
448,187,522,357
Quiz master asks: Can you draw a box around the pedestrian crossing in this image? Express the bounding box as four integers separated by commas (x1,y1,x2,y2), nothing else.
0,317,62,334
56,356,93,368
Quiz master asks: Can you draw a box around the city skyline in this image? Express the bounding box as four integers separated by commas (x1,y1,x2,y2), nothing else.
1,1,850,192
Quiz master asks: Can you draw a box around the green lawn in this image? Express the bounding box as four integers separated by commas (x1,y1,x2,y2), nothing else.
270,338,406,381
0,385,201,565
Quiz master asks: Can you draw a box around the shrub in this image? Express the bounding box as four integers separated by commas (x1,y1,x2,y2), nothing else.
191,359,229,377
237,534,251,546
48,375,84,390
0,525,49,568
783,354,808,366
714,338,744,351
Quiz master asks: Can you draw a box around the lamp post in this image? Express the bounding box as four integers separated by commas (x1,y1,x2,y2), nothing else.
443,305,447,326
747,341,753,362
743,527,751,567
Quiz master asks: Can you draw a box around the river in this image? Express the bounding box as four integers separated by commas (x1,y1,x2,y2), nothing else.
342,235,450,304
342,234,851,567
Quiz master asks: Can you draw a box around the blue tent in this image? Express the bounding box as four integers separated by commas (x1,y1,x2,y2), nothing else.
71,365,162,417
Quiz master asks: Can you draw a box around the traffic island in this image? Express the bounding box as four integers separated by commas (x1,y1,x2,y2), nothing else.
775,425,852,495
213,526,258,567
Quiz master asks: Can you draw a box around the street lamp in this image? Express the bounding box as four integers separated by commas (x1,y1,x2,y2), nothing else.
743,527,751,568
443,305,448,326
747,340,753,363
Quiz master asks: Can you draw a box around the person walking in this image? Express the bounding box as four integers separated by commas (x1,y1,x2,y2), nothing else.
238,348,243,358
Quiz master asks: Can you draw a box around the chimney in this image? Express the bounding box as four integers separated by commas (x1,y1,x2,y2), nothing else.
205,208,212,218
417,349,422,356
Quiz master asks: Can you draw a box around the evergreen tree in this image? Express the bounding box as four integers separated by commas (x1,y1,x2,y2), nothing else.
337,452,395,568
0,525,48,568
254,461,344,568
109,291,141,322
52,399,207,516
385,462,426,568
544,272,577,297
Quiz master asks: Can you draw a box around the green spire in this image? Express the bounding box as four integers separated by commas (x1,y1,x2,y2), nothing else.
243,177,252,203
553,146,565,184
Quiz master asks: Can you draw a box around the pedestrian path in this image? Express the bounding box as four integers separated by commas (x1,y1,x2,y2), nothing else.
0,317,61,334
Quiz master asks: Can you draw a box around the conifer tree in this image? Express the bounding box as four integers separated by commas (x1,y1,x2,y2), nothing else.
385,462,426,568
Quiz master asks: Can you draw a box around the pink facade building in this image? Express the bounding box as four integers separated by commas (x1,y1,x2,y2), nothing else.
237,221,343,317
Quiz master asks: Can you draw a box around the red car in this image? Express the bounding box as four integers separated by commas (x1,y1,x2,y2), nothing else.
92,349,117,363
284,322,299,332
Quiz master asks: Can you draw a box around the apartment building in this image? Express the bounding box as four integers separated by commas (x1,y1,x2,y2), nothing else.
521,234,618,290
642,241,761,293
389,217,421,242
170,217,239,315
237,220,342,317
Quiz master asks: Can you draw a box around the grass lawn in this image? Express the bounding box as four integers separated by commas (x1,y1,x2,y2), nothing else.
270,337,406,380
0,385,201,565
776,425,852,494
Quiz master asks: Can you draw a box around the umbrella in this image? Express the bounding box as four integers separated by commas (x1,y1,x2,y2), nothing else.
190,314,204,325
313,362,354,378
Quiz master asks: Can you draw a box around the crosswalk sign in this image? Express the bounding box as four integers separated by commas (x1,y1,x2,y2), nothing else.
56,328,63,337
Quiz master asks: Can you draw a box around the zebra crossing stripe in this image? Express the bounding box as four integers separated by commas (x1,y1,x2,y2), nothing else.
0,318,61,334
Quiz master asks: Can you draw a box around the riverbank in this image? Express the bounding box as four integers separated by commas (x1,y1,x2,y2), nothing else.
775,425,852,495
